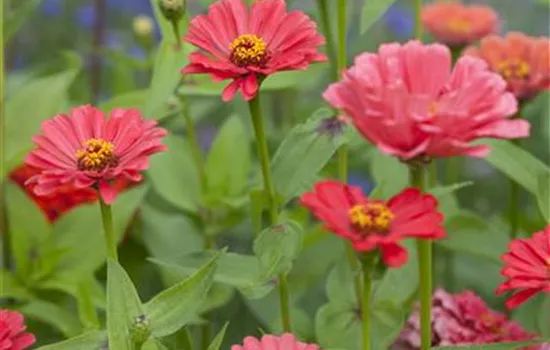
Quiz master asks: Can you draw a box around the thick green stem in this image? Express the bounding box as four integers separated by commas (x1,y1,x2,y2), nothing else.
99,199,118,261
337,0,347,73
413,0,423,40
361,254,375,350
248,94,291,332
315,0,337,80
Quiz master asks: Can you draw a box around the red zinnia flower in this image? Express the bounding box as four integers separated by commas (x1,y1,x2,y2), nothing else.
231,333,319,350
324,41,529,160
465,32,550,101
496,225,550,309
182,0,327,102
300,180,445,267
25,105,167,204
422,2,499,47
0,310,35,350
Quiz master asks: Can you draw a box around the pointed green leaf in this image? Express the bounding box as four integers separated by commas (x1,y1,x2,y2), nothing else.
144,250,223,337
36,330,107,350
4,0,42,41
537,172,550,221
207,323,230,350
360,0,399,34
429,181,474,198
77,281,101,330
0,269,33,300
369,150,409,198
21,300,82,338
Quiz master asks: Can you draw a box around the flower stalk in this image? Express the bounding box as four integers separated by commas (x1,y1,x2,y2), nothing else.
99,198,118,261
315,0,337,80
360,253,375,350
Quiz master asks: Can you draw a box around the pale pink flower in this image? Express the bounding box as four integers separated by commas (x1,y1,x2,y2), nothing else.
25,105,167,204
231,334,319,350
324,41,529,160
0,310,35,350
182,0,327,102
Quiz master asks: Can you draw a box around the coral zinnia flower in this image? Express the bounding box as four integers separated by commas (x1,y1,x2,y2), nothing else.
422,1,499,47
10,164,136,222
25,105,167,204
324,41,529,160
0,310,35,350
395,289,536,349
496,225,550,310
182,0,327,102
465,32,550,101
231,333,319,350
300,180,445,267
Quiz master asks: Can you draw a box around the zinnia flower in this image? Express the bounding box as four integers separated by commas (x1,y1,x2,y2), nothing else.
395,289,536,349
231,333,319,350
421,1,499,47
25,105,167,204
465,32,550,101
323,41,529,160
182,0,327,102
0,310,35,350
300,180,445,267
496,225,550,309
10,164,135,222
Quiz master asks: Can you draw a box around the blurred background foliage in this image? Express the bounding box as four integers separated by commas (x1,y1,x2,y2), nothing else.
2,0,549,348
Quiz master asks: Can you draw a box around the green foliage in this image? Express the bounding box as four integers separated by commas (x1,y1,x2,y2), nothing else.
36,330,107,350
3,0,42,42
207,323,229,350
360,0,399,34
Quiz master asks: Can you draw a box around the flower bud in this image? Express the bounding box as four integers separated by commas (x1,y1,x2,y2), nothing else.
130,314,151,347
132,15,155,38
159,0,185,23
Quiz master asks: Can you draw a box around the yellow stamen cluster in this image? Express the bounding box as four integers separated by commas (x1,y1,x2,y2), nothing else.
76,138,118,172
447,18,472,33
496,58,531,80
229,34,268,67
348,203,395,234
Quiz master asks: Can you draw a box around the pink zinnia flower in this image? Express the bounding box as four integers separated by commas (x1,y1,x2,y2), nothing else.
300,180,445,267
0,310,35,350
395,289,536,349
465,32,550,101
324,41,529,160
496,225,550,309
231,333,319,350
25,105,167,204
422,2,499,47
182,0,327,102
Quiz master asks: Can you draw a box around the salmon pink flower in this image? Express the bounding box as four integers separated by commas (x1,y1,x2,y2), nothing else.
231,333,319,350
0,310,35,350
496,225,550,310
300,180,445,267
465,32,550,101
324,41,529,160
421,2,499,47
25,105,167,204
182,0,327,102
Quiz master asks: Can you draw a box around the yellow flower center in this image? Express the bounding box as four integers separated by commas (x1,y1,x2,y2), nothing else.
496,58,531,80
348,203,395,235
229,34,268,68
447,18,472,33
76,138,118,172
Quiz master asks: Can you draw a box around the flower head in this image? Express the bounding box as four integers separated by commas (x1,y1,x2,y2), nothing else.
25,105,167,204
422,1,499,47
300,180,445,267
182,0,327,102
324,41,529,161
231,333,319,350
496,225,550,310
465,32,550,101
0,310,35,350
396,289,536,348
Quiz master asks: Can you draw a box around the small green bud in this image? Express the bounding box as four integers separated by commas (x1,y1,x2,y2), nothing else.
130,314,151,347
159,0,186,23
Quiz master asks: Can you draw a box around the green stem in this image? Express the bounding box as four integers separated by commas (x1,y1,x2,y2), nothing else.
413,0,423,40
410,165,432,350
509,140,521,239
361,254,374,350
99,199,118,261
200,322,211,350
182,99,207,192
248,94,291,332
337,0,347,73
315,0,338,80
171,20,182,50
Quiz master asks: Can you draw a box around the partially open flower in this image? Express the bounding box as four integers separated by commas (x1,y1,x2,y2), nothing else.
231,333,319,350
0,310,35,350
422,1,499,47
496,225,550,309
465,32,550,101
25,105,167,204
300,180,445,267
182,0,327,102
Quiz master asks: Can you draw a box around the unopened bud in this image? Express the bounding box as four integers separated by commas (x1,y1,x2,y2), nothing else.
159,0,186,23
130,314,151,347
133,15,154,37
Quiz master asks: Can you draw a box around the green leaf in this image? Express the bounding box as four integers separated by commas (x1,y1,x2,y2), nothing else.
77,281,101,330
205,115,251,201
434,339,549,349
360,0,398,34
36,330,107,350
148,133,202,213
271,108,343,204
483,139,550,194
21,300,82,338
4,0,42,42
100,89,147,112
369,150,409,199
429,181,474,198
537,172,550,222
0,269,33,300
538,297,550,338
144,250,223,338
4,53,81,178
207,323,229,350
253,220,303,277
